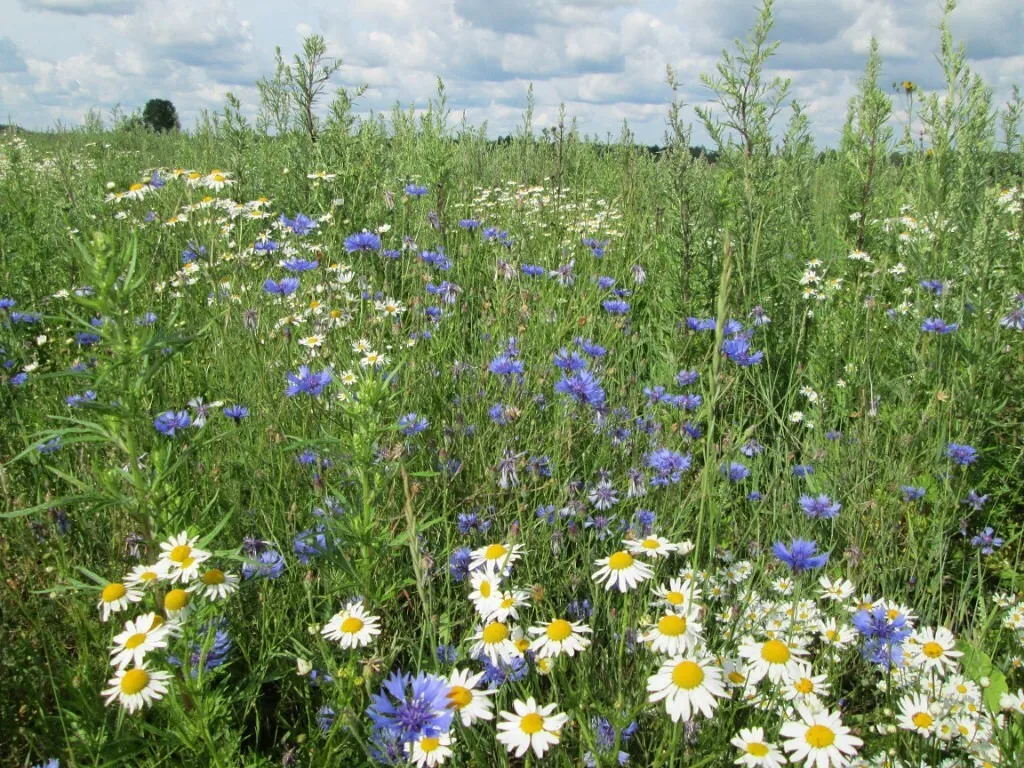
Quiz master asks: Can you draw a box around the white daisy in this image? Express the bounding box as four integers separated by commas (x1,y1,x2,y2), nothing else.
782,664,831,702
642,609,703,656
468,567,503,617
109,613,169,670
818,575,855,602
102,664,172,713
780,704,862,768
496,697,568,759
123,564,165,591
162,587,192,619
321,601,381,649
897,693,938,735
739,636,808,685
528,618,592,658
484,589,530,623
731,727,787,768
592,550,654,592
652,578,701,611
647,653,728,723
469,543,524,572
624,535,678,558
470,621,521,665
446,668,494,726
405,732,453,767
906,626,961,677
188,568,239,601
98,582,142,622
157,531,211,583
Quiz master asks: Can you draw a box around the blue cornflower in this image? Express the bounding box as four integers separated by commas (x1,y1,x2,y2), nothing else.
946,443,978,465
281,258,318,273
962,489,989,510
489,354,524,381
223,404,249,423
567,598,593,620
970,527,1004,555
721,336,764,366
687,317,715,332
263,277,300,296
404,184,428,197
37,437,62,455
10,311,41,324
294,527,329,563
181,242,206,263
585,716,635,767
549,261,576,286
853,605,911,668
793,464,815,477
281,213,317,236
154,410,191,436
772,538,829,572
488,404,509,425
521,264,545,277
799,493,841,519
921,318,958,334
136,312,158,326
647,448,692,486
366,671,453,744
242,547,285,579
747,491,764,502
478,655,527,687
740,438,764,457
0,298,15,311
673,393,702,411
919,279,945,295
426,281,462,304
317,705,336,733
722,319,744,336
398,413,429,436
75,332,101,346
674,369,699,387
448,547,472,582
555,370,606,408
435,645,458,664
457,512,491,536
536,505,556,524
458,219,480,230
554,348,588,371
597,276,616,290
602,299,630,315
577,339,606,358
825,430,842,442
344,232,381,253
634,509,656,534
254,240,279,254
900,486,926,502
683,421,703,439
171,621,232,678
285,366,332,397
527,455,552,477
588,479,619,510
296,450,319,466
67,390,97,407
749,305,771,326
582,237,609,257
31,759,59,768
721,462,750,483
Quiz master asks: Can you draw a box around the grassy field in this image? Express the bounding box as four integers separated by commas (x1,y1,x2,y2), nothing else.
2,7,1024,768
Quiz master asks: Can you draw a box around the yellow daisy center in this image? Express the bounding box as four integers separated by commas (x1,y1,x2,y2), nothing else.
825,629,839,641
420,736,440,752
164,588,189,612
447,686,472,710
608,551,634,570
912,712,934,728
340,617,364,634
805,725,835,748
794,678,814,694
129,183,145,192
479,582,492,598
484,544,507,560
124,633,148,649
666,591,685,606
761,639,791,664
520,713,544,734
169,544,192,563
515,638,531,653
150,615,165,628
747,742,770,757
728,671,746,684
886,609,900,620
500,597,515,609
671,660,705,690
140,570,159,582
482,622,509,644
922,641,944,659
546,619,573,641
120,668,149,695
658,614,687,637
102,583,127,602
201,569,225,585
641,538,660,549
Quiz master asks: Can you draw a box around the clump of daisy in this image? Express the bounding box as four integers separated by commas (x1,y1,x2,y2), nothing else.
495,697,568,759
592,550,654,592
157,531,211,583
528,618,592,658
647,653,727,722
102,664,172,713
780,705,862,768
321,600,382,649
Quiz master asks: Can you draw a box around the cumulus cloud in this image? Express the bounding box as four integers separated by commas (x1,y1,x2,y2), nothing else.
1,0,1022,144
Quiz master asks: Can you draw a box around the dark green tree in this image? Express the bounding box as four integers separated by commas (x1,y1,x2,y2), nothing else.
142,98,180,132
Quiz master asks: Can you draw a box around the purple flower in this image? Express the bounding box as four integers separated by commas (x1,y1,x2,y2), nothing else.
242,547,285,579
281,258,318,273
970,527,1004,555
67,390,97,407
899,486,926,502
602,299,630,315
398,413,429,436
366,671,453,744
224,404,249,423
919,279,945,295
946,443,978,466
285,366,332,397
853,605,911,668
999,307,1024,331
555,370,606,408
521,264,545,277
772,538,829,572
721,462,750,483
263,277,300,296
647,448,692,486
489,354,524,381
458,219,480,230
344,232,381,253
792,464,815,478
281,213,317,236
961,489,989,510
448,547,472,582
799,494,841,519
687,317,715,332
721,336,764,366
405,184,428,197
674,369,699,387
154,410,192,436
921,318,958,334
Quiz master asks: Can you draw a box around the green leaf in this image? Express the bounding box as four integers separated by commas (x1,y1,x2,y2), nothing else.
955,638,1008,713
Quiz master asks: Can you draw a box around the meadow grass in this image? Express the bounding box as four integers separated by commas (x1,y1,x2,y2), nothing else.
1,6,1024,768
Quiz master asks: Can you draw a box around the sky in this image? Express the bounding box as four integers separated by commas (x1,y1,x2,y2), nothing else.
0,0,1022,146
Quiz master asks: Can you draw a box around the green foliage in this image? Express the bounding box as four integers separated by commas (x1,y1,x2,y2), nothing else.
142,99,181,134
